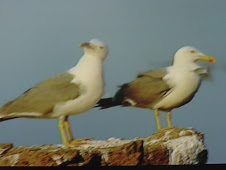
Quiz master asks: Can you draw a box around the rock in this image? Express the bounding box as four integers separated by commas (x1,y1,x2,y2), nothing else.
0,127,208,166
142,128,208,165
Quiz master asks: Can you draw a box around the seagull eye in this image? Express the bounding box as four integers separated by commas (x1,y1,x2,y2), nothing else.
190,50,196,53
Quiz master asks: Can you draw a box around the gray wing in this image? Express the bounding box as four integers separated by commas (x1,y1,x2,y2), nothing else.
137,68,168,79
0,72,80,118
123,69,172,108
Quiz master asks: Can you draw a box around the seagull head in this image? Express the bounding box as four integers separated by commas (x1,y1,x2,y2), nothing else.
173,46,216,66
80,39,108,61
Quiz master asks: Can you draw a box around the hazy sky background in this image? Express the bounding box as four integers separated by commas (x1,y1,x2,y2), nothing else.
0,0,225,164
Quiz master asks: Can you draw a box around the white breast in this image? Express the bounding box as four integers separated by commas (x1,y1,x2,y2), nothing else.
154,66,201,110
51,55,105,118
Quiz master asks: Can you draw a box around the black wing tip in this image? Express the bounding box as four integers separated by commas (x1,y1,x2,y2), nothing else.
96,97,122,109
0,117,15,122
95,103,110,109
96,83,128,109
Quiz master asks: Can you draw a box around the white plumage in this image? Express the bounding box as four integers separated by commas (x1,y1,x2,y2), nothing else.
0,39,109,146
97,46,216,132
154,47,205,110
52,41,107,118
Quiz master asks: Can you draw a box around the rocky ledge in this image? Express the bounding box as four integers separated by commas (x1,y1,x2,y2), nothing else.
0,127,207,166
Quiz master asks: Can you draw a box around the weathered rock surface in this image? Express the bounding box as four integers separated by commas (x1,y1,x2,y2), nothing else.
0,127,208,166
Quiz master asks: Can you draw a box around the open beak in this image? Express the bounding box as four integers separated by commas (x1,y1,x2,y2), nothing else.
198,55,216,64
79,42,91,48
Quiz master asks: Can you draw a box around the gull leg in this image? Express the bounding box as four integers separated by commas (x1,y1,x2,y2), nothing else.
58,117,70,146
60,116,90,147
166,112,173,128
64,116,74,142
154,109,162,132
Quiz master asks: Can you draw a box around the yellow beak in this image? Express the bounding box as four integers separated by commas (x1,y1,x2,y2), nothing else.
198,55,216,64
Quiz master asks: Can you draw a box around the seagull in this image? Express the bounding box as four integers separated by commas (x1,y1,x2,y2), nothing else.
96,46,216,131
0,39,109,146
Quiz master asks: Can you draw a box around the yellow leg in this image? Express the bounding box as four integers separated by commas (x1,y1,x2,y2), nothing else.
154,109,162,132
64,117,74,142
58,116,88,147
58,117,69,145
166,112,173,128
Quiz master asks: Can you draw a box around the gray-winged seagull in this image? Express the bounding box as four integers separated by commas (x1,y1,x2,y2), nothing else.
96,46,216,131
0,39,108,146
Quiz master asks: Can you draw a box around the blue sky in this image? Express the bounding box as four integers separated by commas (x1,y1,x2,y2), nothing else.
0,0,225,163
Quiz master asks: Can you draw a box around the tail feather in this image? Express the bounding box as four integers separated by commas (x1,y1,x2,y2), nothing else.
96,97,121,109
96,83,129,109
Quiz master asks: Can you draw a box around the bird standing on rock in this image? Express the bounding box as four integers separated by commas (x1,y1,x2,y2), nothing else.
96,46,216,132
0,39,108,146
